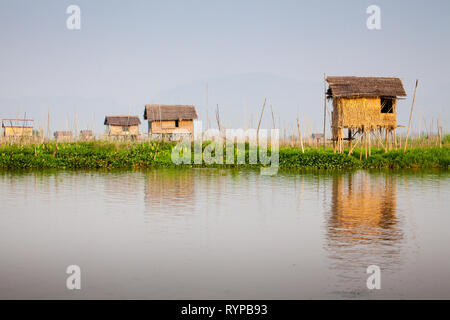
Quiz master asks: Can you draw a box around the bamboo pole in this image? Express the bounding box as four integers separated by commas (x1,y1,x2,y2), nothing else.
364,129,368,159
349,135,360,154
359,131,363,161
348,129,352,154
404,79,418,151
20,112,27,145
416,120,419,144
296,118,304,153
74,106,78,141
384,128,388,153
394,128,398,150
323,73,327,150
256,98,267,139
438,118,442,148
390,130,393,150
46,109,50,141
215,104,221,132
332,126,337,153
206,83,209,130
270,104,275,130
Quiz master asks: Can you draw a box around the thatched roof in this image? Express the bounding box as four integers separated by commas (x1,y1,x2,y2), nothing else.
2,119,34,128
144,105,198,121
326,76,407,98
80,130,93,136
54,131,73,137
104,115,141,126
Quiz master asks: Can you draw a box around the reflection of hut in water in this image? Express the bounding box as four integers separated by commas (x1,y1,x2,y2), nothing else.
328,172,399,242
144,170,195,212
325,172,404,293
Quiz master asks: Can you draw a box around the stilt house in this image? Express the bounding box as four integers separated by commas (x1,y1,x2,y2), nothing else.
143,105,198,140
326,76,407,155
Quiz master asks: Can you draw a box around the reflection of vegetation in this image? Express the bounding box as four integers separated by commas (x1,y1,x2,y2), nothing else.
0,141,448,169
144,168,195,211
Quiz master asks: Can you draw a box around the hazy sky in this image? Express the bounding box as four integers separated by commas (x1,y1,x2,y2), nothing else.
0,0,448,134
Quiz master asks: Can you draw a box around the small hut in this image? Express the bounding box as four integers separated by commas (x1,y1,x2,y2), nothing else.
326,76,406,155
79,130,94,141
54,131,73,142
104,115,141,139
143,105,198,140
1,119,34,138
311,133,324,146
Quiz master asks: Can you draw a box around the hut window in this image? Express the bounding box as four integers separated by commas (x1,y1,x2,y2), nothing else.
122,126,129,132
175,120,179,128
381,98,394,114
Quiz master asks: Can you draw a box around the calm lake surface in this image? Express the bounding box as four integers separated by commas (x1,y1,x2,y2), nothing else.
0,168,449,299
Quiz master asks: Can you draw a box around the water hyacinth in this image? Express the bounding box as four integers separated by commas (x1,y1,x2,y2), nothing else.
0,141,448,170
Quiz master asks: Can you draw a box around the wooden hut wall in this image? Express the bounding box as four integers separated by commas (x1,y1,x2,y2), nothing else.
3,126,33,137
332,97,397,130
109,124,139,136
150,119,194,134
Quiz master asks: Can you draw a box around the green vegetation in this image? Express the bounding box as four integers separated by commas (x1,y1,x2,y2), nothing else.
0,141,448,170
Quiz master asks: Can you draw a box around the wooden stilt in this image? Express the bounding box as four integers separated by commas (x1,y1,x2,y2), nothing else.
384,128,388,153
377,128,380,148
337,129,340,153
389,130,393,151
339,129,342,153
359,130,363,161
348,128,352,155
364,129,368,159
332,126,337,154
405,79,419,151
394,128,398,150
349,135,360,155
296,118,304,153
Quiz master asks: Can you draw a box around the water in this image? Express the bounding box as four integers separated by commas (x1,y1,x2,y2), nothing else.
0,168,449,299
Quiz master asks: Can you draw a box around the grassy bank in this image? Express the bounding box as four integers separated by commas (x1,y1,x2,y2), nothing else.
0,141,448,170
